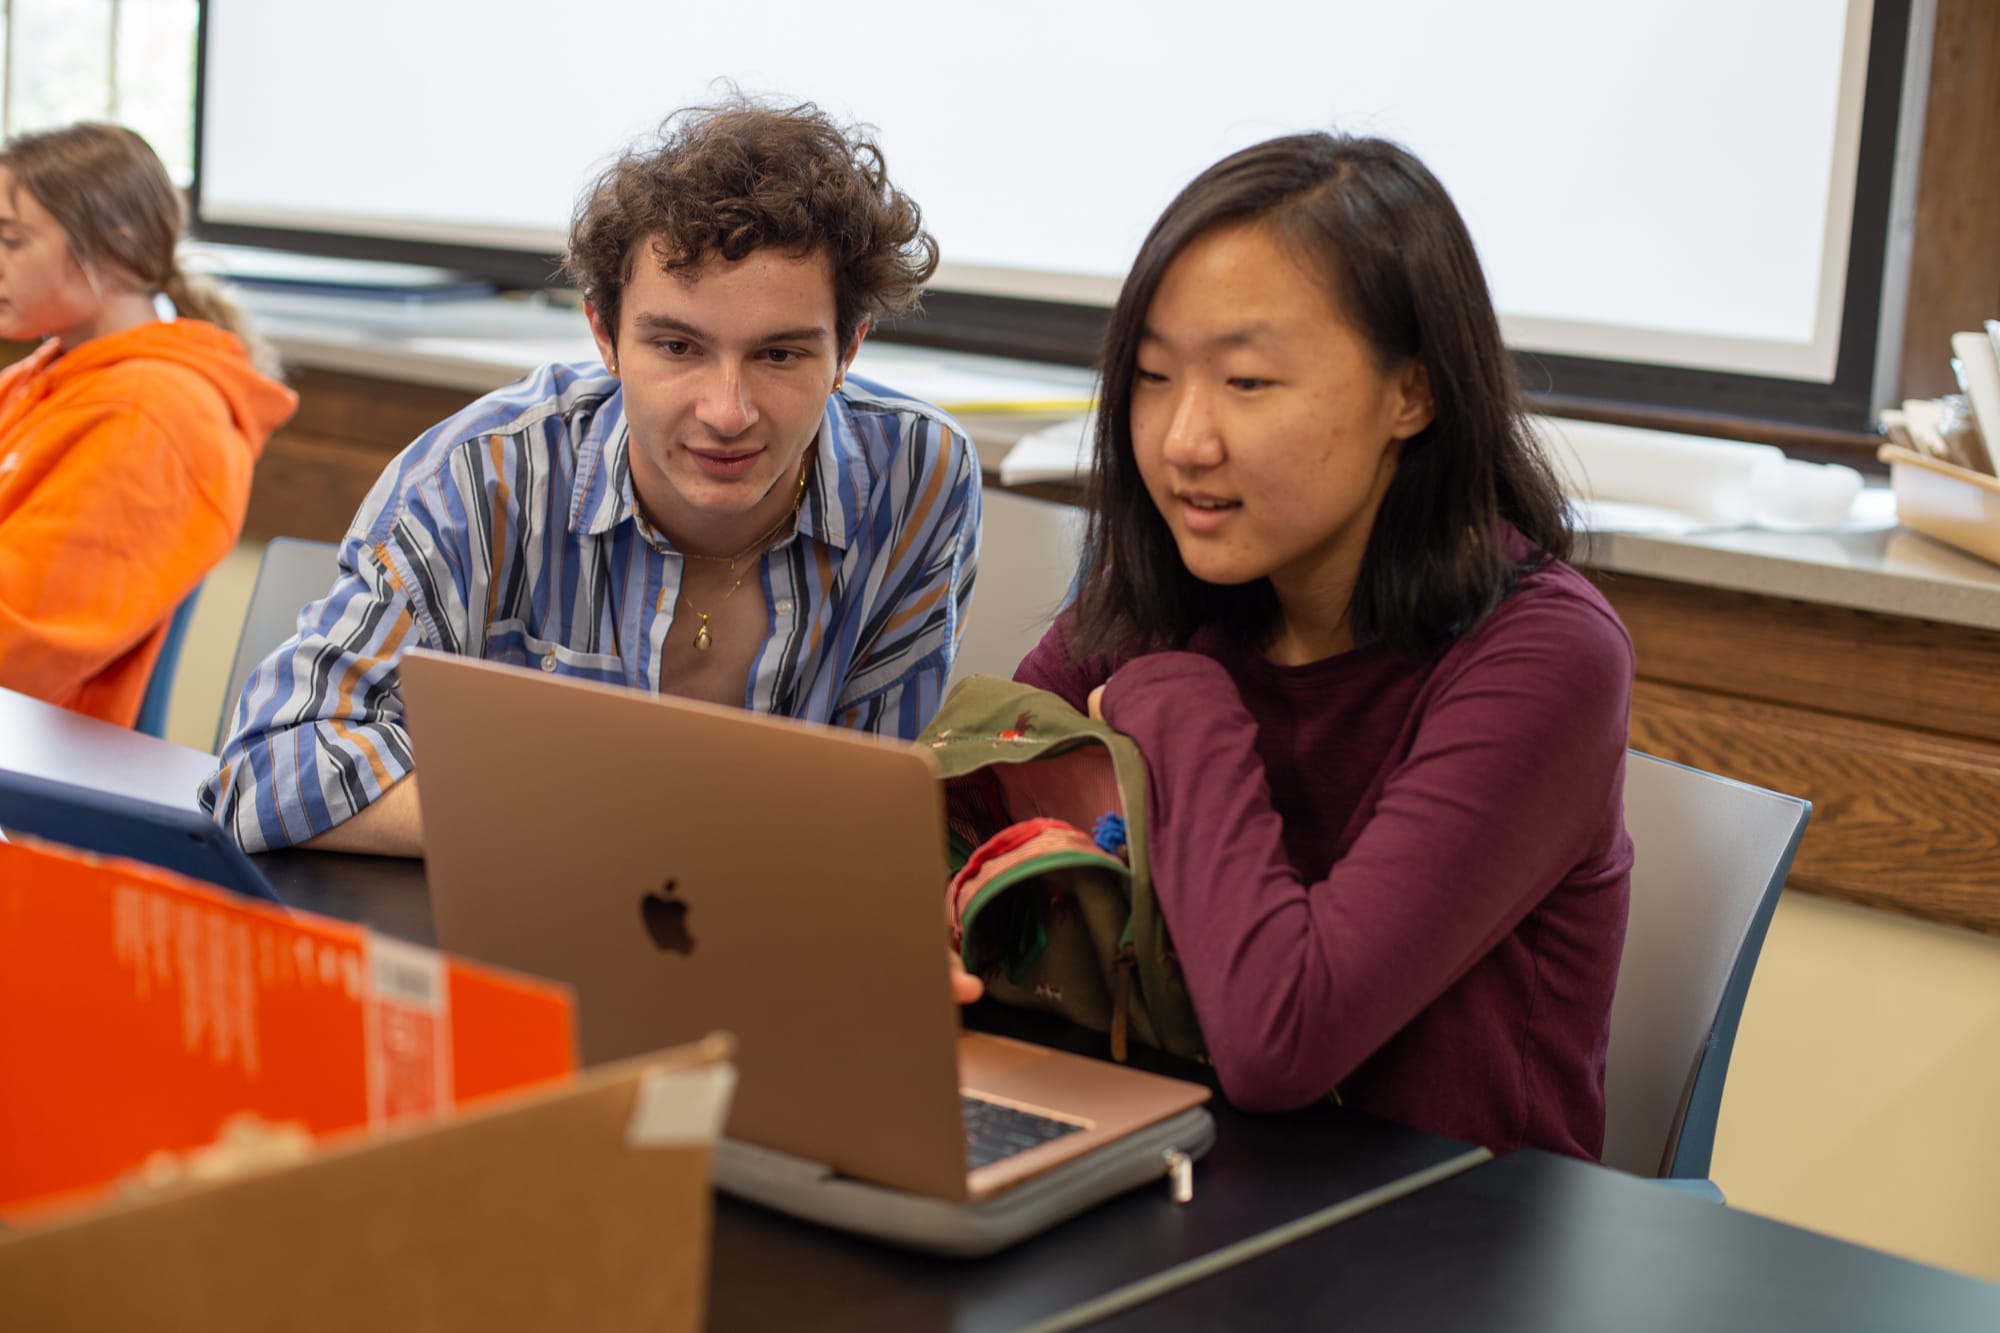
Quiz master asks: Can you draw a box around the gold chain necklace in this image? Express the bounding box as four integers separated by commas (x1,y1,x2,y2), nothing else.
680,575,750,652
678,450,813,652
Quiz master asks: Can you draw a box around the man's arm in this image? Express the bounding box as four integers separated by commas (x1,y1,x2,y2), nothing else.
298,774,425,858
831,419,983,737
201,538,433,855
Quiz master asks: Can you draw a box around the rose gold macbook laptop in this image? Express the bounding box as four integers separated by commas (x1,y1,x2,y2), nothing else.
399,649,1210,1219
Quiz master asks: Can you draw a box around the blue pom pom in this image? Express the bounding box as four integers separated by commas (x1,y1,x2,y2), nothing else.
1092,812,1127,857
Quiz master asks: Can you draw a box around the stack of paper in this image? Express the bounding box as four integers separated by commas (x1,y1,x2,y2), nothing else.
1950,325,2000,473
998,414,1095,486
849,345,1094,417
1881,323,2000,477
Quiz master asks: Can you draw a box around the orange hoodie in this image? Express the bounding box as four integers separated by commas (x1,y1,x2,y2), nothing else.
0,319,297,727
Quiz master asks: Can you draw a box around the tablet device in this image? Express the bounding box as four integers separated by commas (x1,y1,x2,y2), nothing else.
0,769,280,903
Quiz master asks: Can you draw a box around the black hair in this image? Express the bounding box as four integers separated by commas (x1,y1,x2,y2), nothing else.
1069,132,1571,661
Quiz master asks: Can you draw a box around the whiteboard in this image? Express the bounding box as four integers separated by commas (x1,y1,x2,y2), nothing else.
199,0,1880,382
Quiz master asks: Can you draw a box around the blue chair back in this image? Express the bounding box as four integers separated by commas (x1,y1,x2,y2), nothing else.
133,586,203,739
1603,752,1810,1182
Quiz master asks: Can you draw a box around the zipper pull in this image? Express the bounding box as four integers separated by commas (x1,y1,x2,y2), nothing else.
1162,1148,1194,1204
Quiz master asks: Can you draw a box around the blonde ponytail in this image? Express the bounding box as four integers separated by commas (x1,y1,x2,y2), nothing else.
164,263,283,380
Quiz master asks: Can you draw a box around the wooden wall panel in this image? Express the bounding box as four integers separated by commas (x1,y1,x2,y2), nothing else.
1594,572,2000,744
283,369,478,443
1603,569,2000,936
1897,0,2000,403
248,370,479,543
1630,678,2000,935
245,429,403,543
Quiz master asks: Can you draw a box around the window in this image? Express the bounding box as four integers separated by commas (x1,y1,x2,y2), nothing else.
0,0,200,182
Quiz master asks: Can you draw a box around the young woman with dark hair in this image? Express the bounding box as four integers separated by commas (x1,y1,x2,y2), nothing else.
1014,133,1634,1159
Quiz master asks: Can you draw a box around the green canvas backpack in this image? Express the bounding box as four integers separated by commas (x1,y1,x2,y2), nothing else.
918,674,1207,1065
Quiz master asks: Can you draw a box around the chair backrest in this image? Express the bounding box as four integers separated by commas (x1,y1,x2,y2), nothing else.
1602,751,1810,1179
134,586,204,739
213,537,340,752
949,489,1085,685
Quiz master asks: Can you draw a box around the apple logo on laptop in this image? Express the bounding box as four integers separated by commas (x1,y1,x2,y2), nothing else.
641,879,697,955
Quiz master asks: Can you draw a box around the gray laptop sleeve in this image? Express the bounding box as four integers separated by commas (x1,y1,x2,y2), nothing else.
714,1106,1216,1257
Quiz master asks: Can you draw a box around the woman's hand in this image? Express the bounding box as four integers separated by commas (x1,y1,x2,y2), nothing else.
1087,684,1107,721
949,949,985,1005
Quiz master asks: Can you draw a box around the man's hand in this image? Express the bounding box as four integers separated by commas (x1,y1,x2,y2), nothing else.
949,948,984,1005
1086,684,1106,722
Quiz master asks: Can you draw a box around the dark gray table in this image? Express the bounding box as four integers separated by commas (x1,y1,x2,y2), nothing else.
702,1002,1483,1333
1086,1147,2000,1332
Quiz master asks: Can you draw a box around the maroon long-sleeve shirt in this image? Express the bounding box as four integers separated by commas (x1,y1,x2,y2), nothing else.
1015,555,1633,1159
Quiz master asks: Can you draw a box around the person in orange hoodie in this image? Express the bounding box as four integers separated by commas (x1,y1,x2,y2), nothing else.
0,122,296,728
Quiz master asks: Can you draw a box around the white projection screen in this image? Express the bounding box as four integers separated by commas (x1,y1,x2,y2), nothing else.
195,0,1915,426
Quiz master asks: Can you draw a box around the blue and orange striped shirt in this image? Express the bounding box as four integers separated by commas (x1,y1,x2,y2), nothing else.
201,360,982,852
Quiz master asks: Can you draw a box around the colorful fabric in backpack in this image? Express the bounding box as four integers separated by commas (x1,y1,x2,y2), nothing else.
919,675,1206,1064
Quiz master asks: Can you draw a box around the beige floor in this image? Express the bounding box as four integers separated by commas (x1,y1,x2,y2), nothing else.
175,537,2000,1284
162,541,266,754
1713,894,2000,1281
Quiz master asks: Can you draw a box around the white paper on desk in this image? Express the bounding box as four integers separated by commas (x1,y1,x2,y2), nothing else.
1537,417,1786,526
1574,485,1895,536
188,241,477,290
1841,486,1899,532
848,347,1094,413
1569,498,1725,535
999,414,1095,485
403,335,598,369
1951,331,2000,459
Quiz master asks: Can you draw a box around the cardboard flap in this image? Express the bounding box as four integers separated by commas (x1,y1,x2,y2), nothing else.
0,1035,737,1333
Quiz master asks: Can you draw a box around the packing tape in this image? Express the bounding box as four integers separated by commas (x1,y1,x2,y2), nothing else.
626,1062,738,1148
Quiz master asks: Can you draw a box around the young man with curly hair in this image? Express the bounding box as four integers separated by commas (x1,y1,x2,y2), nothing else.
203,101,983,857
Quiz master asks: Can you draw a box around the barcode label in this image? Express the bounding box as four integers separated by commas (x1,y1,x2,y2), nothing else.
371,942,442,1006
364,936,451,1127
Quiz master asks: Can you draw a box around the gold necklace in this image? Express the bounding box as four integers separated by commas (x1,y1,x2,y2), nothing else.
681,574,751,652
678,451,813,652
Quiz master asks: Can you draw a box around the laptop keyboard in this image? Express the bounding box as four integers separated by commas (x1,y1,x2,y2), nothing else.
962,1095,1083,1170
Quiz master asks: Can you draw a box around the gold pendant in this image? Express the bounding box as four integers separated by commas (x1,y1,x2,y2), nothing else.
694,617,713,651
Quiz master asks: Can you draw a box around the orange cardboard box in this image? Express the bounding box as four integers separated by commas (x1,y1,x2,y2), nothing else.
0,837,576,1219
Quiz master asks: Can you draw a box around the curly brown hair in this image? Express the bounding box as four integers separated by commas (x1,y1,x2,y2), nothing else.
565,99,938,348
